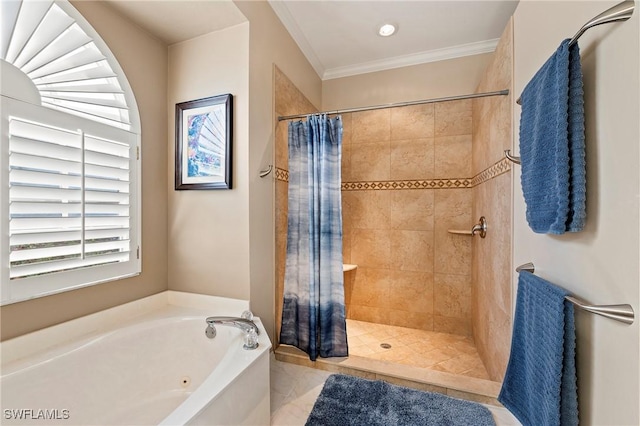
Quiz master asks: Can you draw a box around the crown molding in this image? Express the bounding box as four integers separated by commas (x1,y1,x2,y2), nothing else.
322,38,499,80
267,0,325,79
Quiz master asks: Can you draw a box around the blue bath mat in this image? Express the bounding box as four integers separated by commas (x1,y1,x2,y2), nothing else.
305,374,496,426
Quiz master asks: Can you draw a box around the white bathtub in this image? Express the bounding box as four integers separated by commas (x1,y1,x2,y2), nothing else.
0,291,272,425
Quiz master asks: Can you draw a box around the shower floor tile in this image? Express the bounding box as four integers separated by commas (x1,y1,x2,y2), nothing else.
346,319,491,380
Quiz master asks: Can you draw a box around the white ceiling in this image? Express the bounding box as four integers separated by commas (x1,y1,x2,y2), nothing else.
269,0,519,80
103,0,247,45
103,0,518,80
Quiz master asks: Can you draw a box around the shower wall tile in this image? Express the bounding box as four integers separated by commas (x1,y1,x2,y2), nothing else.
471,19,513,382
387,270,434,314
390,104,435,140
351,229,392,269
349,305,390,325
342,143,352,182
347,191,391,230
343,94,473,336
275,121,288,170
389,138,435,180
390,230,434,272
352,109,390,143
350,141,391,181
351,267,392,307
434,315,472,337
390,189,434,231
434,135,472,179
389,311,434,330
341,113,352,145
434,273,471,320
434,99,472,137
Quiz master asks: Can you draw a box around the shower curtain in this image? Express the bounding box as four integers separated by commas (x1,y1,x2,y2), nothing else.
279,114,348,361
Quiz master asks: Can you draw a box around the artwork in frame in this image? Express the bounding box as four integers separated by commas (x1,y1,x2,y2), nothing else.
175,94,233,190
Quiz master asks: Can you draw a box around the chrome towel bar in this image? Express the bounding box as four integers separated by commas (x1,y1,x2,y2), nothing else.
259,164,273,178
504,149,521,165
516,0,635,105
515,262,635,324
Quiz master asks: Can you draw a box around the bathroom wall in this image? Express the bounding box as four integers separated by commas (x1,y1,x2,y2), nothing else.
167,23,251,300
274,67,319,340
470,19,513,382
341,102,474,336
233,0,322,341
513,1,639,423
0,1,169,341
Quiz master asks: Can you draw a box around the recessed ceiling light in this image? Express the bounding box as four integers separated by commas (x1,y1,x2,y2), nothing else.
378,23,396,37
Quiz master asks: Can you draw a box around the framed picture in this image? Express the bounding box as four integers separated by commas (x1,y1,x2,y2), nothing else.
175,94,233,190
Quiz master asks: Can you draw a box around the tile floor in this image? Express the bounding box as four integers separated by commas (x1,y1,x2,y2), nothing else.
270,355,521,425
346,319,490,380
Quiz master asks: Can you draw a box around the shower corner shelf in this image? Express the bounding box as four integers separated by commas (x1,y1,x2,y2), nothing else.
343,264,358,272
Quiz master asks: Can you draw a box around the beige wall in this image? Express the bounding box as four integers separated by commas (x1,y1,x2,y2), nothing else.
322,54,493,111
0,1,169,341
233,0,322,342
167,23,251,300
513,1,639,423
471,19,513,382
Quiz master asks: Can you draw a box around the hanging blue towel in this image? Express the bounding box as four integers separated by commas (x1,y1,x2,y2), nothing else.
519,39,586,234
499,271,578,426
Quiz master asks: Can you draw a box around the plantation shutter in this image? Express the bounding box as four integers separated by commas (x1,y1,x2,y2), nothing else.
9,117,132,279
7,102,135,280
1,0,141,304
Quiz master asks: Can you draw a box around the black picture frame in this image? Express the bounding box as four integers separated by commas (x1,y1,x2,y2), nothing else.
175,94,233,190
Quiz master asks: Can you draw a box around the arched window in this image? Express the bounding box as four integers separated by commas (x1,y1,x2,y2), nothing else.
1,0,141,304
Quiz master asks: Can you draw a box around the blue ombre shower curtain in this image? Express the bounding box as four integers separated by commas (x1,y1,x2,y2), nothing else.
279,114,348,361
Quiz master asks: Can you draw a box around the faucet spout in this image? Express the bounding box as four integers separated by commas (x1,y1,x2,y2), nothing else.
205,316,260,336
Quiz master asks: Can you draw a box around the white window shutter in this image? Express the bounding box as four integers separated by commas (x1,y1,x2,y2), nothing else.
1,0,141,304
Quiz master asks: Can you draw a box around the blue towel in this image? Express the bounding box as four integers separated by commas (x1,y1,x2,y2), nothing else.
519,39,586,234
499,271,578,426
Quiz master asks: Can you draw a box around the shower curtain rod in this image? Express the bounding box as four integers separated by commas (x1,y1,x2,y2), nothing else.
277,89,509,121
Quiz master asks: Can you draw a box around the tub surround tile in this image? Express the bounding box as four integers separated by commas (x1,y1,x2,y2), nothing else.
434,314,471,337
351,268,391,308
388,311,434,331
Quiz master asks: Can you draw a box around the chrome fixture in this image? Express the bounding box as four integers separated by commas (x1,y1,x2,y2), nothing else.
516,0,634,105
568,0,634,47
471,216,488,238
259,164,273,178
205,310,260,349
278,90,509,121
515,262,635,325
504,149,521,165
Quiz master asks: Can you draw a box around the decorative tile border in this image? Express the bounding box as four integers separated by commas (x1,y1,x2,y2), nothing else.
275,158,510,189
275,167,289,182
341,179,472,191
471,158,511,187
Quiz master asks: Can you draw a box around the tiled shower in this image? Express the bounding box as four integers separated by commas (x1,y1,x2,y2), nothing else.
275,20,513,385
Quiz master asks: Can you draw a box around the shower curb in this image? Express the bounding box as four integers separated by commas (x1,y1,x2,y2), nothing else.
274,344,503,407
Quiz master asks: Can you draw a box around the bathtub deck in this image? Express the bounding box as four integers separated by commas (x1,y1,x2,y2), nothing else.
274,319,502,406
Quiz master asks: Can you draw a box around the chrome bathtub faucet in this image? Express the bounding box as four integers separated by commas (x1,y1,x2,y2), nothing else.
205,311,260,350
